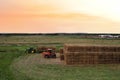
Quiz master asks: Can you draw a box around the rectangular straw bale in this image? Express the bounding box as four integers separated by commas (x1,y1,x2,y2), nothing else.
59,49,64,60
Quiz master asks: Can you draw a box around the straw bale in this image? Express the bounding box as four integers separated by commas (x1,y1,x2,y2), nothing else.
59,49,64,60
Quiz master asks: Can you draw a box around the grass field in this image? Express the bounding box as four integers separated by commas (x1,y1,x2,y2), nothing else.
0,35,120,80
0,46,27,80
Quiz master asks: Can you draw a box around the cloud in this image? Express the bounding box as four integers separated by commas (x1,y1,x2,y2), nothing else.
0,0,62,14
0,12,120,33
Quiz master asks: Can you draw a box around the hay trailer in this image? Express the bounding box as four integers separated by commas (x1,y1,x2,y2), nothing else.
63,44,120,65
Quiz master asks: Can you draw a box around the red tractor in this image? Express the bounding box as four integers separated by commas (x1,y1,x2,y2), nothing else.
42,48,56,58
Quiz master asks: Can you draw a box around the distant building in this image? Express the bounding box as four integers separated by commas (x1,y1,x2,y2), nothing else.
99,35,119,39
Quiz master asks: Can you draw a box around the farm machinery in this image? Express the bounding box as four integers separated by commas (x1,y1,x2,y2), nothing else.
42,48,56,58
25,47,36,53
25,47,56,58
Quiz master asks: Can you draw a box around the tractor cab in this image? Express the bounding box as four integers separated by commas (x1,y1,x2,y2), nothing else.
47,48,53,53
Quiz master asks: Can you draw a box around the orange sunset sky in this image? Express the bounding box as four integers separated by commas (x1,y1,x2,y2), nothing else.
0,0,120,33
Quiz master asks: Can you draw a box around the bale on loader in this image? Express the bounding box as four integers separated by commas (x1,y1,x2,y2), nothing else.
37,46,56,53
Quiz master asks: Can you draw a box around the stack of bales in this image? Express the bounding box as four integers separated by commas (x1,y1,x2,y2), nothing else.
59,49,64,60
64,44,120,65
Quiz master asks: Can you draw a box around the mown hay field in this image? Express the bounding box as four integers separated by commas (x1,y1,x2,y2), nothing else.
11,54,120,80
0,35,120,46
0,35,120,80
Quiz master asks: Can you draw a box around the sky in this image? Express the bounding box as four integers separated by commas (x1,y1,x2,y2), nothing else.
0,0,120,33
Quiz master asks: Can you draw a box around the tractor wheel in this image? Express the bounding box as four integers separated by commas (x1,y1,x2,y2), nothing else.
52,55,56,58
44,55,50,58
